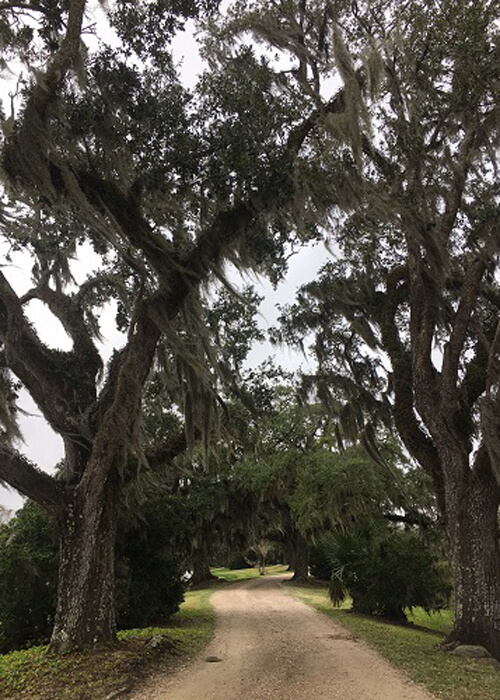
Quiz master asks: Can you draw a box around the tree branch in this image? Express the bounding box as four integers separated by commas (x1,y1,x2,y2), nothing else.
380,266,445,510
21,280,101,371
441,257,486,403
0,2,44,10
79,307,161,498
0,445,66,515
440,126,477,242
2,0,87,201
0,270,98,437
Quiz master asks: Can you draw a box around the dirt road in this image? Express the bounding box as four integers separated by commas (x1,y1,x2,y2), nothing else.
132,575,435,700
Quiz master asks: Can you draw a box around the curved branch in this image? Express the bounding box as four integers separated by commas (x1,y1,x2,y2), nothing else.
0,445,66,515
21,280,102,370
380,266,445,510
0,271,98,437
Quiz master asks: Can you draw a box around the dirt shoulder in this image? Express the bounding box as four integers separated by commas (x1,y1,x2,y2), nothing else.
131,574,435,700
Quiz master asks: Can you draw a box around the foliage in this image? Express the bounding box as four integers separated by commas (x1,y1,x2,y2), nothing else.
0,503,11,525
0,502,58,654
115,497,186,630
312,521,451,621
0,0,333,650
256,0,500,655
2,0,498,655
0,496,188,652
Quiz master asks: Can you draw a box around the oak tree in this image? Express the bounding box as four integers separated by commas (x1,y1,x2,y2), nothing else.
270,0,500,659
0,0,346,651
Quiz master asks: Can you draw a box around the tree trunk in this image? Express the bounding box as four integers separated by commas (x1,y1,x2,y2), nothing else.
49,477,119,653
445,468,500,659
285,540,295,571
190,544,216,586
291,531,309,583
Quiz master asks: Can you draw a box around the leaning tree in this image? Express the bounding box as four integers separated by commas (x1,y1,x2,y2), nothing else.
266,0,500,659
0,0,358,651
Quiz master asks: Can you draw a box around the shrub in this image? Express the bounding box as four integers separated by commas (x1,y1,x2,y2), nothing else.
309,539,335,581
312,522,452,621
0,502,59,652
0,496,186,652
115,497,185,629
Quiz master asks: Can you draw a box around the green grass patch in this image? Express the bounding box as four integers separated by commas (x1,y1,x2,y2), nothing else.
211,564,289,581
405,607,454,636
288,584,500,700
0,588,216,699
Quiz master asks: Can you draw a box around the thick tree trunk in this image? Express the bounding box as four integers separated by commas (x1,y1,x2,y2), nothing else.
49,477,119,653
291,531,309,583
445,469,500,659
285,541,295,571
190,544,216,586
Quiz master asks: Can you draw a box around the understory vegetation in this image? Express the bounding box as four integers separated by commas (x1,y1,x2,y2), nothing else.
1,569,491,700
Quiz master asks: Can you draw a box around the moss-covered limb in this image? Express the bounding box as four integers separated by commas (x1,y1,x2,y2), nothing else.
379,267,444,506
0,272,97,437
2,0,87,203
19,281,102,381
0,446,66,515
78,309,160,492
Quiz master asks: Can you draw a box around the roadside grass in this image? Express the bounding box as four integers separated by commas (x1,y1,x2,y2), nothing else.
211,564,289,581
287,584,500,700
0,588,215,699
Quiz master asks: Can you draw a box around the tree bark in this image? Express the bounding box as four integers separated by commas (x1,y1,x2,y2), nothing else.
444,459,500,658
291,531,309,583
285,541,295,572
49,475,119,652
190,542,216,586
382,253,500,659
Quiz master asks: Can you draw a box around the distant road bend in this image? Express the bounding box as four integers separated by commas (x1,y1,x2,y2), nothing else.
132,574,435,700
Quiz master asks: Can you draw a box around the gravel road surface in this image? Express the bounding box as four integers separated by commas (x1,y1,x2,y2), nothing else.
132,574,435,700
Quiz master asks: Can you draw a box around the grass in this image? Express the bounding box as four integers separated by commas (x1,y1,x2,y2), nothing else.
287,584,500,700
211,564,289,581
0,588,215,699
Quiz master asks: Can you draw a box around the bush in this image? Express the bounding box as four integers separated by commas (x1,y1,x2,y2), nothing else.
309,539,335,581
115,497,185,629
0,502,59,652
0,496,186,652
312,522,452,621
